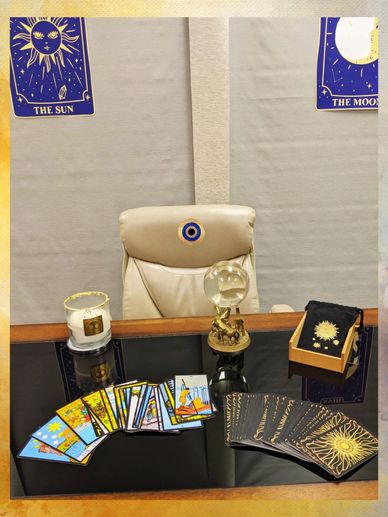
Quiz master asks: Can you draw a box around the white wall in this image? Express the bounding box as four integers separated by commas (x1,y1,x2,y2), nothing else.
230,18,377,311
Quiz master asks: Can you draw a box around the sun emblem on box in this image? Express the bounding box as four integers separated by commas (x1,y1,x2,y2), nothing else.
314,320,339,341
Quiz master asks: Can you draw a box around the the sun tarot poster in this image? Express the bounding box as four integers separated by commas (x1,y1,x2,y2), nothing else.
10,17,94,117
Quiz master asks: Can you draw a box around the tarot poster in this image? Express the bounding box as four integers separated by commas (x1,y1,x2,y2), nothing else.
10,17,94,117
317,17,378,110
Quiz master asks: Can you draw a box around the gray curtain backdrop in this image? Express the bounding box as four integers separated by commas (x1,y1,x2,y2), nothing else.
11,17,377,323
230,18,377,312
11,18,194,323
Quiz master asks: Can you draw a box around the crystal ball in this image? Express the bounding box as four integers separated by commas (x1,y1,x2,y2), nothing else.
204,261,249,308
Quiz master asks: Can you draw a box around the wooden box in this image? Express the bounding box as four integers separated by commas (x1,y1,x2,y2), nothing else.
289,312,357,373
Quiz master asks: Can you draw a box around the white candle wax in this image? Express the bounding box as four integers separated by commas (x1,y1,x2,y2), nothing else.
67,307,111,344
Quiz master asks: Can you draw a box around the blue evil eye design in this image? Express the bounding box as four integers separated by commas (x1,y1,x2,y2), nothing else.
178,219,205,244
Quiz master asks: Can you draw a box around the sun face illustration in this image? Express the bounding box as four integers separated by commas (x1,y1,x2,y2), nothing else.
48,421,62,433
13,17,79,73
314,320,339,342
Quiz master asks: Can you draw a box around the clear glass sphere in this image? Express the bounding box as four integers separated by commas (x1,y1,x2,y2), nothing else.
204,261,249,308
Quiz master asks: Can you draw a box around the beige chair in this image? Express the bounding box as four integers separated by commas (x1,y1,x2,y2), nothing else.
119,205,291,319
119,204,258,319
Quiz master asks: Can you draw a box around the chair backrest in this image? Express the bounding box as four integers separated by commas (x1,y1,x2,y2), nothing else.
119,205,260,319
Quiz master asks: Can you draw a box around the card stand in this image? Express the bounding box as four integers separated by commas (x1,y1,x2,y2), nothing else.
289,312,357,373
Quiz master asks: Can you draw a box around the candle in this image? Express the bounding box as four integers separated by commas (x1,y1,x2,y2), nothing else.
67,307,111,344
64,291,112,348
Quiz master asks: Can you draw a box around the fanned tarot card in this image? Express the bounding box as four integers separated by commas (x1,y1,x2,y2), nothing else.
10,17,94,117
125,382,148,431
56,397,101,444
174,375,213,418
140,385,162,431
296,419,378,478
133,384,153,429
82,391,116,434
18,437,89,465
104,386,118,420
31,416,105,462
158,382,203,431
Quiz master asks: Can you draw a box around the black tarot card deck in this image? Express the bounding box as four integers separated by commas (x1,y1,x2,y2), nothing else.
224,392,377,478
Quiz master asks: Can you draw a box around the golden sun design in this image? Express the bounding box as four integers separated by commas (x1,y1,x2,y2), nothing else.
304,422,378,477
48,421,62,433
314,320,339,342
13,17,79,73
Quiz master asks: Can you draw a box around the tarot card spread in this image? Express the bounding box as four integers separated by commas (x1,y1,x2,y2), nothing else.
224,392,377,479
19,375,214,465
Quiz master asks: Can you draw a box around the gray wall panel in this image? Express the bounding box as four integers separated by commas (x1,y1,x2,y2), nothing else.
230,18,377,311
11,18,194,323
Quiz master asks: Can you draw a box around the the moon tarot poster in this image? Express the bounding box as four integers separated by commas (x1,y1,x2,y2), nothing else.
317,17,378,110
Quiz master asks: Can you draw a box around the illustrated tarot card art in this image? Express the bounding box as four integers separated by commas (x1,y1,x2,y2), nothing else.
174,375,213,418
133,384,153,429
56,397,100,444
100,389,118,431
296,419,378,477
82,391,116,434
18,437,89,465
31,416,105,462
158,383,203,431
126,382,148,431
104,385,118,420
113,380,140,428
140,385,162,431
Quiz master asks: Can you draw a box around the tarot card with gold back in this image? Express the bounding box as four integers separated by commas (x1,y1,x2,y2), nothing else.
294,418,378,478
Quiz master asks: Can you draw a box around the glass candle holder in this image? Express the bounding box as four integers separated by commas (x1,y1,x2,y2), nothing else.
64,291,112,351
71,343,118,392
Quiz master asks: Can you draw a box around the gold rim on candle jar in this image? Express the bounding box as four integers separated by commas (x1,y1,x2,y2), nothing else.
64,291,110,311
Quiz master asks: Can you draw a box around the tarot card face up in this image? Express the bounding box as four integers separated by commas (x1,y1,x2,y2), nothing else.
174,375,212,418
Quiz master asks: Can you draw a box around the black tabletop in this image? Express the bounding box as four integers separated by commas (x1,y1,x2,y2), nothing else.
10,327,377,496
